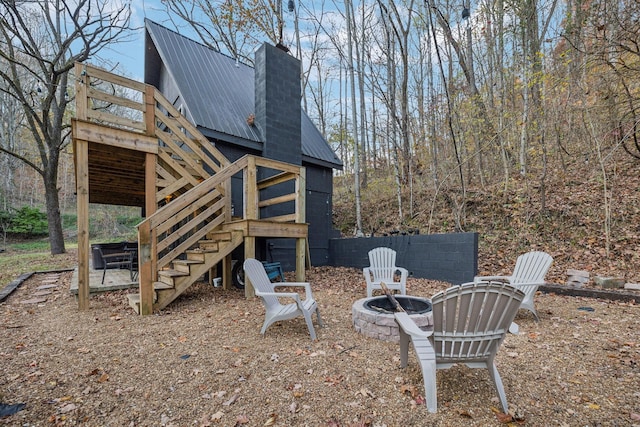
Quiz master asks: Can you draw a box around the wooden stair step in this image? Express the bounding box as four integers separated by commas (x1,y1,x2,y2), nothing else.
186,248,217,262
197,240,220,251
173,259,204,274
127,294,140,314
158,269,189,285
205,231,232,241
128,285,166,313
153,281,173,290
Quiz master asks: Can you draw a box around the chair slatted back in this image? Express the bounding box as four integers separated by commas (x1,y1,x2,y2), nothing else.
512,251,553,284
243,259,279,308
431,282,524,363
368,247,397,280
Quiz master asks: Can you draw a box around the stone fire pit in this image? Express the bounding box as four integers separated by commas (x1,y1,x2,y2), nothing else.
352,295,433,342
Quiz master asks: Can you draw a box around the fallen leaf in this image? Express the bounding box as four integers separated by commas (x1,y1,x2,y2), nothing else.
492,409,513,423
211,411,224,421
223,393,239,406
400,384,417,398
263,413,277,426
59,403,77,413
457,409,473,418
324,375,344,386
199,413,211,426
356,388,374,398
236,414,249,424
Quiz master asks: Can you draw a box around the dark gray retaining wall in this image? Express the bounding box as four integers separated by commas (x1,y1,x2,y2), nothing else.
328,232,478,285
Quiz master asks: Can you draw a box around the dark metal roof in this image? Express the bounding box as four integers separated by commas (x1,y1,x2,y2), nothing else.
145,20,342,169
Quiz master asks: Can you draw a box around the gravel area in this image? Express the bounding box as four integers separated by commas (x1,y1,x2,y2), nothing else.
1,266,639,426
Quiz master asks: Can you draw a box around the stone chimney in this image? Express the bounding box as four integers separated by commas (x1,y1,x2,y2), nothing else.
254,43,302,165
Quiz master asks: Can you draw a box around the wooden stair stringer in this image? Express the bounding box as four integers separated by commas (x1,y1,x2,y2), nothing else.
153,230,244,311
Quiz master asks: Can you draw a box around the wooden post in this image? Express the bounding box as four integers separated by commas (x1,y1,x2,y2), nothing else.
295,167,306,281
244,156,257,220
144,85,155,136
138,220,153,315
137,152,157,315
243,236,256,298
75,136,90,311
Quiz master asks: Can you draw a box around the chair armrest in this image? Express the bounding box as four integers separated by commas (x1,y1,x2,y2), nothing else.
255,290,301,301
473,275,513,284
270,282,314,299
394,312,433,339
511,278,545,286
396,267,409,281
363,268,373,285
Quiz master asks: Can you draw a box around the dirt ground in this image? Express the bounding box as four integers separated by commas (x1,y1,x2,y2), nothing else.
1,266,639,426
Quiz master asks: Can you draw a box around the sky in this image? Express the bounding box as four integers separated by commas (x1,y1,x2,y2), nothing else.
95,0,178,80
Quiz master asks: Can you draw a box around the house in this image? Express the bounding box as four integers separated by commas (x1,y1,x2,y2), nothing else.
144,20,342,272
71,20,341,314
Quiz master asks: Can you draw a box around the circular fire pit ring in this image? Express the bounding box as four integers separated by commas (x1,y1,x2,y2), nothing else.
364,295,432,314
352,296,433,342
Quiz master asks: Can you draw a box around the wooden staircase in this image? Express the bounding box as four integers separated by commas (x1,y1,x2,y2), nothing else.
127,229,243,314
72,62,308,314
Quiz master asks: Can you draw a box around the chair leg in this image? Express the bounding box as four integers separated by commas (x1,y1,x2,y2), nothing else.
508,322,519,335
101,266,107,284
302,310,317,340
418,349,437,413
487,361,509,414
398,330,410,368
315,307,324,327
530,308,540,322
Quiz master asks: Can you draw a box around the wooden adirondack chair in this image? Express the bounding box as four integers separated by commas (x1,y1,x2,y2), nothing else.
363,247,408,297
395,281,525,413
474,251,553,333
243,258,323,340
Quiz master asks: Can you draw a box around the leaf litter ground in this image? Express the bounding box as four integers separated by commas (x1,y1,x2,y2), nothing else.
1,267,639,426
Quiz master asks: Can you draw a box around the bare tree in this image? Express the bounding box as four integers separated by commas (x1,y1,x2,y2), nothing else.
0,84,24,210
163,0,281,65
345,0,363,236
0,0,132,254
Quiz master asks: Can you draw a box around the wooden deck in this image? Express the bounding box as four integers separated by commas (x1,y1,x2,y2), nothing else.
69,267,138,295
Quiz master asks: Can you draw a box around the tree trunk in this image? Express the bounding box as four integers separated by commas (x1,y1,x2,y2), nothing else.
44,156,65,254
345,0,363,236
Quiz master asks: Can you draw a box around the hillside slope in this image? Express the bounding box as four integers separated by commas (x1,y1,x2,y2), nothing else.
333,152,640,285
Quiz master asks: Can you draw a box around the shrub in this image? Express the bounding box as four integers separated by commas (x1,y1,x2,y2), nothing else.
8,206,48,237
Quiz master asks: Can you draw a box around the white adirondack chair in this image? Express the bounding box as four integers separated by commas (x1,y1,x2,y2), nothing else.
363,247,408,297
243,258,323,340
395,281,525,413
474,251,553,333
